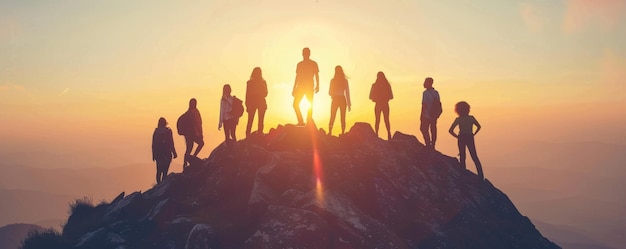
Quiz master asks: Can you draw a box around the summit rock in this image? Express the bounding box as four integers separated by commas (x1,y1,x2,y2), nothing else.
25,122,559,249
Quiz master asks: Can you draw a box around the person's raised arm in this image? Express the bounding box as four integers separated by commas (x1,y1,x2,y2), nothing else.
449,119,459,138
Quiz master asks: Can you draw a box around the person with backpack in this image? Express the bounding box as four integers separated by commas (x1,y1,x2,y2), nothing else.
219,84,241,144
369,71,393,140
328,65,351,136
177,98,204,168
420,77,441,149
152,117,177,184
449,101,484,180
245,67,268,137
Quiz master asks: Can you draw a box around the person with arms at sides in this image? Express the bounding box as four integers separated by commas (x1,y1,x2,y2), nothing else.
152,117,177,183
177,98,204,168
449,101,484,180
245,67,268,136
369,71,393,140
292,47,319,126
219,84,239,144
328,65,351,136
420,77,441,149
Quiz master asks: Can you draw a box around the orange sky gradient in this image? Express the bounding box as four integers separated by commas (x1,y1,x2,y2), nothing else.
1,0,625,170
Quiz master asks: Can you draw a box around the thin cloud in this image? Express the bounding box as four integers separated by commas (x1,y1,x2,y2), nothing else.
0,83,25,92
562,0,626,34
59,88,71,96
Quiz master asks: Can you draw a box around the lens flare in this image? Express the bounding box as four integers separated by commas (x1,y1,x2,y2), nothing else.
299,98,312,121
310,124,325,206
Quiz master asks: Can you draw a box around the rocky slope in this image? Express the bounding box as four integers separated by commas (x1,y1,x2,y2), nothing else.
26,122,559,249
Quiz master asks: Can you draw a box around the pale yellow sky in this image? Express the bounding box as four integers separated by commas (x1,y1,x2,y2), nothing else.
1,0,625,168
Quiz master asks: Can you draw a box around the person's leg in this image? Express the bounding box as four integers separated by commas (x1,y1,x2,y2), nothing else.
225,119,234,142
305,91,314,124
382,102,391,140
157,157,172,183
184,136,193,167
230,119,237,142
163,157,171,181
458,136,468,170
155,161,162,183
223,123,229,142
329,98,339,135
430,119,438,148
374,103,382,137
193,137,204,156
293,91,304,125
258,107,266,134
467,135,484,179
339,98,347,134
246,107,256,137
420,118,431,147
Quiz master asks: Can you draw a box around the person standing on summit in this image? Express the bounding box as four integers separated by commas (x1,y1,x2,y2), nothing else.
328,65,351,136
449,101,484,180
420,77,442,149
152,117,177,184
219,84,240,144
177,98,204,168
245,67,268,136
292,47,319,126
369,71,393,140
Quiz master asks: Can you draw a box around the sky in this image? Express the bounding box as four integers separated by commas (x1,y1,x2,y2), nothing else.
1,0,625,169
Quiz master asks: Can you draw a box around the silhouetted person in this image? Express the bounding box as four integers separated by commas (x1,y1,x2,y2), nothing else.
245,67,268,136
152,117,177,183
219,84,239,143
369,71,393,140
292,47,319,125
178,98,204,168
420,77,440,149
328,65,351,136
449,101,484,180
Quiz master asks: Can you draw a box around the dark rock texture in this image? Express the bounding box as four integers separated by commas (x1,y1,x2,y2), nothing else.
30,122,559,249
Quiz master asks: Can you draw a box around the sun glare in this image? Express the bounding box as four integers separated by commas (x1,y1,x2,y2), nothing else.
312,126,325,206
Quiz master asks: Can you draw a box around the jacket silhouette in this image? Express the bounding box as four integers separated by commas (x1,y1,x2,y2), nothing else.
152,117,177,183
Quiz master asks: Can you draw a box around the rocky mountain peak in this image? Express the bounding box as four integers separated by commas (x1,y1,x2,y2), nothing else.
26,122,559,249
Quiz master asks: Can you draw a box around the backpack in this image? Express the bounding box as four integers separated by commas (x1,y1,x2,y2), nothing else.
429,92,442,119
176,112,191,135
153,129,169,153
231,96,244,118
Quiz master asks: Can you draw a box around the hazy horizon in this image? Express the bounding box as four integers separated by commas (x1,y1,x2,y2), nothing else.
1,1,625,248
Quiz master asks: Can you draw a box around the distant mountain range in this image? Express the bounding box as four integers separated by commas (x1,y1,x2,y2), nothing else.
0,162,155,226
0,224,44,249
488,141,626,249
